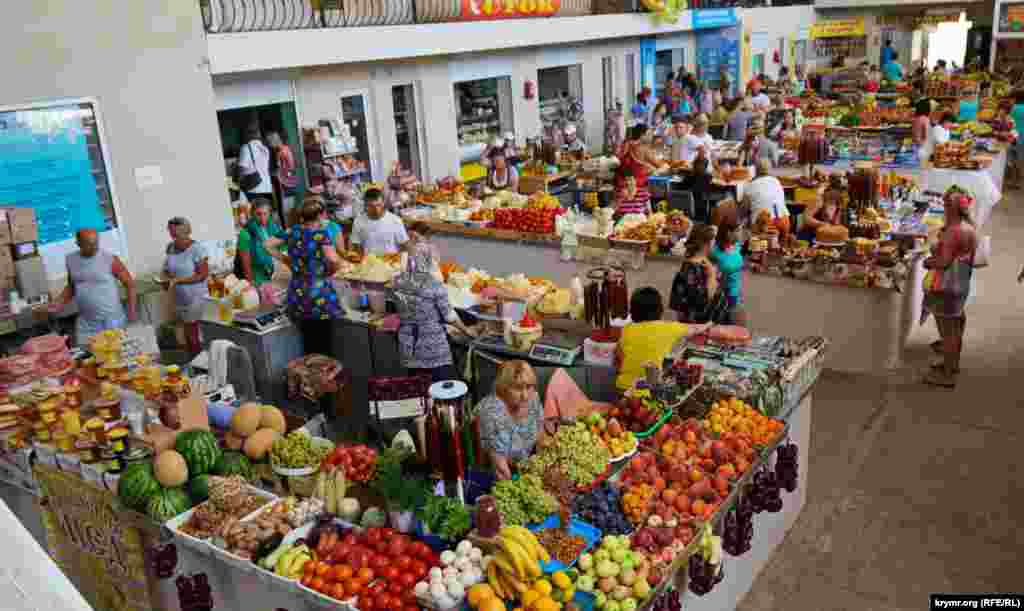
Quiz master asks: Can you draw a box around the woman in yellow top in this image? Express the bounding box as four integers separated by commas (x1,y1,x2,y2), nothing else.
614,287,709,391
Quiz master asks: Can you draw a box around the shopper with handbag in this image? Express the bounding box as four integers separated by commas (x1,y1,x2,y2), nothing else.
922,186,978,388
236,126,273,202
669,223,728,324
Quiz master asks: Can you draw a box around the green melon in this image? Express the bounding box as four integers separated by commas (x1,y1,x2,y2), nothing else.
188,475,211,504
146,487,192,523
118,461,161,511
213,451,252,480
174,430,222,477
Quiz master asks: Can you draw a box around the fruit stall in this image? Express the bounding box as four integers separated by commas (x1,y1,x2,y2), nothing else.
0,313,822,611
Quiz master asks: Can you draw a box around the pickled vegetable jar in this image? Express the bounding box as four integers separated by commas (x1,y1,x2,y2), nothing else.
475,495,502,538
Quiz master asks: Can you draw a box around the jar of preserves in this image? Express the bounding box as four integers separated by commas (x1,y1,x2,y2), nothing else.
63,381,83,408
61,409,82,436
32,420,50,442
80,357,99,379
94,398,122,421
84,417,105,443
475,495,502,538
76,440,99,463
105,427,130,454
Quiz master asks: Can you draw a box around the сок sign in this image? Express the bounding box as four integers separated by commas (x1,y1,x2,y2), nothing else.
460,0,561,20
809,18,865,39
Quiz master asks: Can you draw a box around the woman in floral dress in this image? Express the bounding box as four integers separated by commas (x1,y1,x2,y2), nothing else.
286,201,342,357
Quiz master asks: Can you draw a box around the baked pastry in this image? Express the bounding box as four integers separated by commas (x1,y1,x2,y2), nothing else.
849,222,881,240
816,224,850,243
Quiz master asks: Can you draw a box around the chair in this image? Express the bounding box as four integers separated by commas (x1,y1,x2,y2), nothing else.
367,374,432,442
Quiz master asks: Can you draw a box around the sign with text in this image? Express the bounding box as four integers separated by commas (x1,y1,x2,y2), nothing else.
809,18,865,39
459,0,560,20
692,8,737,30
697,26,741,98
877,12,960,28
35,465,151,611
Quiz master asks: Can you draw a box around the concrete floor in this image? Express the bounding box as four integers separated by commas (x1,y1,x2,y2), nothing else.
737,192,1024,610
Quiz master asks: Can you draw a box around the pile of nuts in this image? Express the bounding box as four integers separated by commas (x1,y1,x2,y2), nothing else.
535,528,586,565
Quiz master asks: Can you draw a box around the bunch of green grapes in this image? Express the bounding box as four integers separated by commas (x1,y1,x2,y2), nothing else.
525,422,611,486
493,474,558,526
270,430,328,468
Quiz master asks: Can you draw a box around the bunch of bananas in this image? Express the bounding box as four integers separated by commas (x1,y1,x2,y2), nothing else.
487,526,550,600
262,542,312,579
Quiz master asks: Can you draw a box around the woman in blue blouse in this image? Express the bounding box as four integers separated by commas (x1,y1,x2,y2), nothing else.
477,360,547,480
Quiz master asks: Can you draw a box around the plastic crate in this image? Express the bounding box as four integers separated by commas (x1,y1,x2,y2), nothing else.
527,516,601,573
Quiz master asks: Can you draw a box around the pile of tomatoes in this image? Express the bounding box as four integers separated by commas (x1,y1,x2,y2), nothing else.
493,207,563,234
301,526,440,611
321,444,378,483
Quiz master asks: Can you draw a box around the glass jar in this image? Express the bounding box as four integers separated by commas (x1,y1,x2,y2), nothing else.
105,427,130,454
164,365,183,385
61,409,82,436
94,398,122,422
80,357,99,379
53,430,73,452
84,417,106,442
32,421,50,442
475,495,502,539
76,440,99,463
63,382,83,408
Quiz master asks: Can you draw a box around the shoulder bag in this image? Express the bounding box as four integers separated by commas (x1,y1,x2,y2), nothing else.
235,143,263,193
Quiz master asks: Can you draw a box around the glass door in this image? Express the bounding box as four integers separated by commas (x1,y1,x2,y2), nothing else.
602,56,614,112
392,84,422,179
339,91,375,181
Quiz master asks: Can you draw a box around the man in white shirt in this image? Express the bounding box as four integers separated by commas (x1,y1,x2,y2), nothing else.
749,81,771,112
678,113,716,163
668,116,692,162
237,126,273,200
351,188,410,256
743,159,788,224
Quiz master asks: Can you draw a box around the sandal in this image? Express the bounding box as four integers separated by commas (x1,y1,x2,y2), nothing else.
924,370,957,388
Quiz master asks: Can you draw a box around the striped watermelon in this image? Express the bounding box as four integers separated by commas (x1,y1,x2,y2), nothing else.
146,487,191,522
188,475,211,504
175,430,222,477
213,451,252,480
118,461,161,511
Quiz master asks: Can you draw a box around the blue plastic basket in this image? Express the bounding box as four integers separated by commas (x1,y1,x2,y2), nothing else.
573,591,597,611
527,515,602,573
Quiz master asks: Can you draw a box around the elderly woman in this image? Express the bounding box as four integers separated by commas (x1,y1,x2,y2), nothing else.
390,233,473,382
162,217,209,354
478,360,546,480
797,186,843,243
285,201,343,357
923,187,977,388
487,153,519,193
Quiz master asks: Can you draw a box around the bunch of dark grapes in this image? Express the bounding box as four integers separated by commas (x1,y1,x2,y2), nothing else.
775,441,799,492
688,553,724,596
651,588,682,611
744,464,783,514
669,360,702,389
722,495,754,557
572,482,632,535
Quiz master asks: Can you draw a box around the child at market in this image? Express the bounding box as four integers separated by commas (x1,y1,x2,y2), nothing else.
614,169,652,218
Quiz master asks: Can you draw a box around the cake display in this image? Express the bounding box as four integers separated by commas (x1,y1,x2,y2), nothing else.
816,224,850,244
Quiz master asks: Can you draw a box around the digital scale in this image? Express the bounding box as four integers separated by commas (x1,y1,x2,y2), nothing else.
232,305,287,332
472,333,582,366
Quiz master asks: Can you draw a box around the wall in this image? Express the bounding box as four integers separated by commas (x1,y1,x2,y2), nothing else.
2,0,233,278
292,37,652,182
737,5,819,81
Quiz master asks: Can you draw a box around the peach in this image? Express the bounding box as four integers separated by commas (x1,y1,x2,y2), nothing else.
673,494,691,513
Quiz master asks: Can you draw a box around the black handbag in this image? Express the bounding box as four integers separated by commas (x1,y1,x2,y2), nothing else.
235,143,263,193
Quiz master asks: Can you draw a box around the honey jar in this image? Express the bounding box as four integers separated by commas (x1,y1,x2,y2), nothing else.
84,417,105,442
32,421,50,442
63,381,83,408
105,427,130,453
80,357,98,379
53,430,73,452
76,440,99,463
61,409,82,436
94,398,122,421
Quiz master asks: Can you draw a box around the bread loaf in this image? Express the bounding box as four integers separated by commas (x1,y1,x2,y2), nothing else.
816,224,850,243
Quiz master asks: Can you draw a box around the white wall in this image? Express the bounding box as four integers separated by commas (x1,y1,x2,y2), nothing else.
1,0,233,277
738,5,819,81
293,37,648,182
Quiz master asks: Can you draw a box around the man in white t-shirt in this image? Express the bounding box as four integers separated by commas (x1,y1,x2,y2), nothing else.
237,126,273,199
743,159,788,224
749,81,771,112
677,113,716,163
352,188,410,256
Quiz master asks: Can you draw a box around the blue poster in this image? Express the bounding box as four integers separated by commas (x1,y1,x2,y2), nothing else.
0,105,106,245
640,39,657,92
692,8,737,30
696,26,741,98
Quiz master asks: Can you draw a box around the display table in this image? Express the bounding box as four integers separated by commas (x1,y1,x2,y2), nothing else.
427,229,921,373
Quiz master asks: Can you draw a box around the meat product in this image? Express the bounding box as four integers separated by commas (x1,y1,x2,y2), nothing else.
709,325,752,346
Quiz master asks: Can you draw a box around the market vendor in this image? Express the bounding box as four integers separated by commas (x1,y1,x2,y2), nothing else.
883,51,905,83
912,98,933,147
737,119,779,169
797,186,843,243
748,80,770,112
769,109,799,144
383,161,420,209
743,159,789,230
241,198,286,286
725,99,754,142
486,153,519,192
667,115,692,162
616,124,660,189
562,124,586,155
162,217,209,354
478,360,546,481
615,168,652,217
351,188,410,256
52,228,136,346
677,114,716,164
285,201,342,359
615,287,707,392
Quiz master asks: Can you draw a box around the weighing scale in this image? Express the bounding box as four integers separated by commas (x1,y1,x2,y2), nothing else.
232,305,287,332
528,334,583,366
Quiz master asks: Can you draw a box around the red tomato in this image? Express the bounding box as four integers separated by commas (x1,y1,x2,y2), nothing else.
409,560,427,579
359,594,376,611
356,567,375,583
374,539,390,555
380,528,395,540
381,566,400,582
388,536,409,557
404,605,420,611
409,542,430,560
395,556,413,571
388,580,404,596
371,554,390,573
398,572,417,589
374,592,391,611
342,533,359,546
330,582,347,600
365,529,382,546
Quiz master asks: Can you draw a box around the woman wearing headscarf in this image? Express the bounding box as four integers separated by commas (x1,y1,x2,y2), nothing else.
162,217,209,354
390,243,474,382
922,187,977,388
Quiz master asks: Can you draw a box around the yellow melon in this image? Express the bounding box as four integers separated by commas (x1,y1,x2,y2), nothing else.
154,450,188,487
260,405,286,434
243,428,279,460
231,403,263,437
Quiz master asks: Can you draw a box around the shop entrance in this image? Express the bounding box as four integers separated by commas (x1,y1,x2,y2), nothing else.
392,84,422,179
454,76,514,181
217,101,304,225
538,64,583,131
926,13,973,71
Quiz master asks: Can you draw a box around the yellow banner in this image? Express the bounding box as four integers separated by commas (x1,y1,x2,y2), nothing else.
810,18,865,40
35,465,151,611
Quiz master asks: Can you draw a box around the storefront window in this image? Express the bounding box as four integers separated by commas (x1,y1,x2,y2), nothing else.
654,50,674,98
392,84,422,179
538,65,583,130
455,77,513,148
340,93,373,180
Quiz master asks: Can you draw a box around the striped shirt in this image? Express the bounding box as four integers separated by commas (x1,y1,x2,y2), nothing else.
616,188,651,216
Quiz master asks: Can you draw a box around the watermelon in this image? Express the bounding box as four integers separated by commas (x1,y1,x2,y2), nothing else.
213,451,252,480
146,487,192,522
189,475,211,504
175,430,222,477
118,461,161,511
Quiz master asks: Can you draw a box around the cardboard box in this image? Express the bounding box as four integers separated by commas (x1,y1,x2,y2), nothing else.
0,211,12,246
0,247,13,278
6,208,38,244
